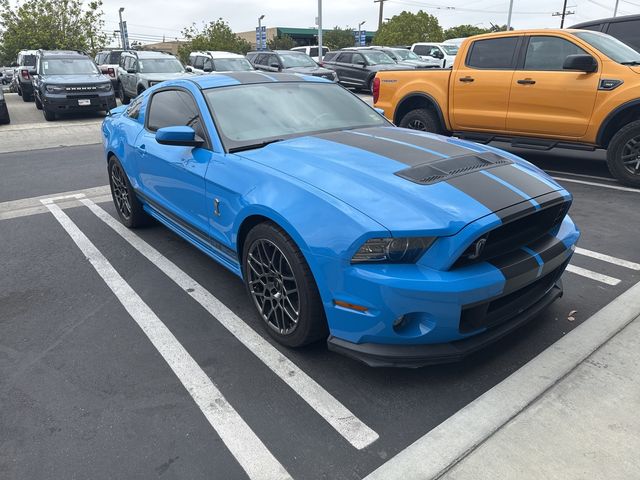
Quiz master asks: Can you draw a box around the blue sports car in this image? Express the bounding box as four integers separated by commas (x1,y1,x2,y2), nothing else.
102,72,580,367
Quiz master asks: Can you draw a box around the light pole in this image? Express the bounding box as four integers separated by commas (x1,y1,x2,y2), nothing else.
317,0,323,62
118,8,126,50
506,0,514,30
258,14,265,50
358,20,366,47
614,0,620,17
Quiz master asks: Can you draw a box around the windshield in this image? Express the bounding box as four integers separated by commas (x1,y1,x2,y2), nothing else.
361,50,396,65
441,45,459,55
573,31,640,64
41,58,99,75
213,58,253,71
204,82,389,150
138,58,184,73
279,53,317,68
391,49,421,60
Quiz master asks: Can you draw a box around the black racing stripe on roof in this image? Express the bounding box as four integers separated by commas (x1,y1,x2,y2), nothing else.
446,171,528,220
489,165,555,199
363,127,475,157
314,131,443,166
490,249,540,295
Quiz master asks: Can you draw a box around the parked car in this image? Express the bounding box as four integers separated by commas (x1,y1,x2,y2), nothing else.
410,43,458,68
95,50,123,91
0,88,10,124
102,72,579,367
571,14,640,52
346,46,432,68
375,29,640,187
11,50,37,101
32,50,116,121
321,49,407,93
290,45,330,62
248,50,337,81
118,50,191,104
188,51,254,73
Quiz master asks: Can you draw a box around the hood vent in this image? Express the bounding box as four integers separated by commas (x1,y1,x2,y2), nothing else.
395,151,512,185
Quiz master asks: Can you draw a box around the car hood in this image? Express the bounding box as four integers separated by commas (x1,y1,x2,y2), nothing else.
42,74,111,84
236,127,564,234
284,66,334,75
138,72,190,81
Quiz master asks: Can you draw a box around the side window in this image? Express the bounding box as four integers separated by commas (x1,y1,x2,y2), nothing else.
413,45,429,56
147,89,207,142
254,54,267,65
193,56,205,69
267,54,279,67
203,58,213,71
524,36,587,71
466,37,520,69
123,57,132,70
126,97,143,119
352,53,365,65
309,47,319,57
338,52,353,63
607,20,640,53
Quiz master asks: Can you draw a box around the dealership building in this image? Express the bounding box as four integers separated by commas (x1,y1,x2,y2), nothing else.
235,27,376,49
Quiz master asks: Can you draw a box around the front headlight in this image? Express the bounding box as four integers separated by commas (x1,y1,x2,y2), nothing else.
351,237,436,264
45,84,65,93
97,83,112,92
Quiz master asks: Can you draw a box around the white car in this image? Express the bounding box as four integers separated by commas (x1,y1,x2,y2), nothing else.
410,42,458,68
187,51,254,73
290,46,330,62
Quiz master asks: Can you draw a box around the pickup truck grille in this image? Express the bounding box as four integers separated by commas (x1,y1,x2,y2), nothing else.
453,196,570,269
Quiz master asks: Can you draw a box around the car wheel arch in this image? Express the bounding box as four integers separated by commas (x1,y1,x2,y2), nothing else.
597,99,640,148
394,93,447,131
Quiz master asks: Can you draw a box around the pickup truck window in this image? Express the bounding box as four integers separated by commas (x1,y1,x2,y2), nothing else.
466,37,519,69
524,36,586,71
573,31,640,64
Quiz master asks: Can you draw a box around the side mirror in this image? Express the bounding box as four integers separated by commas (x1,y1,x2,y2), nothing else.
269,62,280,69
185,66,193,73
203,65,212,72
126,68,136,74
155,126,204,147
355,60,366,67
563,54,597,73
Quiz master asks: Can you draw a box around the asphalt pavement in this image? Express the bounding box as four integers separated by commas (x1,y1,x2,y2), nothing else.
1,91,639,479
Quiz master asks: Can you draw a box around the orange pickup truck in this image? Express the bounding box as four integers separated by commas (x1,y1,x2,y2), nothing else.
374,29,640,186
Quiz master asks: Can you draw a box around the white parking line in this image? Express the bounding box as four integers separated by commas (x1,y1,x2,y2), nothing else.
81,198,379,450
575,247,640,271
42,199,292,480
565,264,621,286
552,177,640,193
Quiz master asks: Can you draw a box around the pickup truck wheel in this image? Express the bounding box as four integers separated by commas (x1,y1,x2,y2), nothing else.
399,108,442,134
607,120,640,187
119,84,130,105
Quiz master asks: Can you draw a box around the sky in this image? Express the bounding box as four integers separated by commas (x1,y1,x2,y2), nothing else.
96,0,639,44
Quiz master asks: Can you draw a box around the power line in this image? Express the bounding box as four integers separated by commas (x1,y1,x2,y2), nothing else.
552,0,574,27
387,0,555,15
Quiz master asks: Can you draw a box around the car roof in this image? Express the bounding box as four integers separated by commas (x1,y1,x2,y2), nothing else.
39,50,87,57
124,50,176,59
177,71,331,90
191,51,245,59
571,13,640,28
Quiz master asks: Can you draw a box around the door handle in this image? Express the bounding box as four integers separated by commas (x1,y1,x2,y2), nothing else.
517,78,536,85
459,76,474,83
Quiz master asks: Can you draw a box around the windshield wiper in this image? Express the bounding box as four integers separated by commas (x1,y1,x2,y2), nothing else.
621,61,640,65
228,138,285,153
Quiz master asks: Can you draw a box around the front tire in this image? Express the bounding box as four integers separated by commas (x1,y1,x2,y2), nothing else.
119,83,130,104
398,107,442,134
42,107,56,121
108,156,148,228
34,94,42,110
607,120,640,187
243,223,328,347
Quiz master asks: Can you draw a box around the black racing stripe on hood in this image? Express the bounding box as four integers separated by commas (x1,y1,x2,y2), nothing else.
490,249,540,295
362,127,475,157
314,131,444,166
537,190,567,210
529,235,571,276
489,165,556,199
447,171,529,219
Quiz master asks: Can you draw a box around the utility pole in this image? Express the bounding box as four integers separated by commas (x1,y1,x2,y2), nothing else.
118,8,126,50
374,0,386,30
507,0,514,30
614,0,620,17
318,0,323,63
552,0,574,28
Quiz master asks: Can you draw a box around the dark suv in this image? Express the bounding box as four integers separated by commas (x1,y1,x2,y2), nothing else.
248,50,337,81
321,48,407,93
32,50,116,121
571,14,640,52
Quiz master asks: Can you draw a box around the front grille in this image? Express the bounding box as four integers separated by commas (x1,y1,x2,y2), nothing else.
454,199,570,269
65,85,98,93
459,258,568,334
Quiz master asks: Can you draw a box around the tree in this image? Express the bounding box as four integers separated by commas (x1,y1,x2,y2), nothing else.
178,19,251,63
373,10,443,46
0,0,107,64
444,24,490,40
323,27,356,50
267,34,295,50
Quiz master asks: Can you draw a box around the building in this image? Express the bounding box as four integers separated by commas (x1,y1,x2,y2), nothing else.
235,27,376,49
138,40,186,56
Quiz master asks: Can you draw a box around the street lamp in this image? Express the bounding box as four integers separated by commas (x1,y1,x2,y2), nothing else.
358,20,366,47
258,14,265,50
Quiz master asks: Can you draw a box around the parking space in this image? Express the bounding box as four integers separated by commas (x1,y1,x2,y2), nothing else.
1,143,638,478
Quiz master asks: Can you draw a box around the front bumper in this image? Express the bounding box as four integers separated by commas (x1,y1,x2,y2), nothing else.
42,92,116,112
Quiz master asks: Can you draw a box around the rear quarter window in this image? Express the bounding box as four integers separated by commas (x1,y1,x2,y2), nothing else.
466,37,520,69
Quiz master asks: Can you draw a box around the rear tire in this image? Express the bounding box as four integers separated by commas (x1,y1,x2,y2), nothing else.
22,91,32,102
398,108,442,134
606,120,640,187
108,156,148,228
242,222,328,348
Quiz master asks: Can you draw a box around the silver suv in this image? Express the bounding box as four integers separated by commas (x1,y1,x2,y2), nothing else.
117,50,192,104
